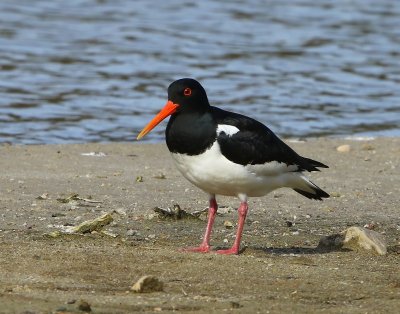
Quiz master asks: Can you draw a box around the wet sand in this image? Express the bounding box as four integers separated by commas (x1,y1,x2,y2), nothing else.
0,138,399,313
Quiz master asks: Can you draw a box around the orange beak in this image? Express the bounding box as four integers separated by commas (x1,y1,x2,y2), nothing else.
137,100,179,140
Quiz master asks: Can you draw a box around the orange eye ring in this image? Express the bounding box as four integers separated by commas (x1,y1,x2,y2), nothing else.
183,87,192,96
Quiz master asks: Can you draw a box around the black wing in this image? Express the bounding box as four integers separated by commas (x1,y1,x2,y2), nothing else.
212,107,328,172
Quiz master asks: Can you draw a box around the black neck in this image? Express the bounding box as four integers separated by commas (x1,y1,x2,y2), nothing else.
166,110,216,156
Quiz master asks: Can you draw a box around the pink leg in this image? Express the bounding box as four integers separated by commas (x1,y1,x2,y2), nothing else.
216,201,248,255
181,198,218,253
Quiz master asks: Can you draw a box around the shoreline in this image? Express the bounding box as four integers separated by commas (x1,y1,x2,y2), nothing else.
1,138,399,313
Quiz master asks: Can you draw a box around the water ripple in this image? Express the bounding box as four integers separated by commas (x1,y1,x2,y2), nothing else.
0,0,399,144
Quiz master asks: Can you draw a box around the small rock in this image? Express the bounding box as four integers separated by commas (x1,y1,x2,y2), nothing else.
363,223,376,230
114,208,127,216
336,144,351,153
330,192,341,197
318,227,387,255
101,230,119,238
77,299,91,312
343,226,387,255
224,220,234,229
131,276,164,293
286,220,293,227
36,193,49,200
46,231,62,238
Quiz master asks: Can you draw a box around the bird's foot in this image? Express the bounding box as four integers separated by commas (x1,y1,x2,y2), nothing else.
215,247,239,255
180,244,211,253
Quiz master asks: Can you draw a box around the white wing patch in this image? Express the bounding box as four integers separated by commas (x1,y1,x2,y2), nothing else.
217,124,240,136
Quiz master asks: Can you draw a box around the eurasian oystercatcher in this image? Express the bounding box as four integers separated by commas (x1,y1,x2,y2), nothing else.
137,78,329,255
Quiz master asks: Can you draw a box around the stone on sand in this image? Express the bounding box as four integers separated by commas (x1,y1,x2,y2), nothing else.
131,276,164,293
343,226,387,255
336,144,351,153
318,226,387,255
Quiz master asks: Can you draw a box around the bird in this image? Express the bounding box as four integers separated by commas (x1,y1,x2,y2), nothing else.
137,78,329,255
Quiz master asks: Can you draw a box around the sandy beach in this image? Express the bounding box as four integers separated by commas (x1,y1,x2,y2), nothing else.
0,138,399,313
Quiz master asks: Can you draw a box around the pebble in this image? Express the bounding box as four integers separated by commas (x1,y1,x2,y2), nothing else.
77,299,91,312
46,231,62,238
286,221,293,227
114,208,127,216
223,220,234,229
363,223,376,230
36,193,49,200
336,144,351,153
131,275,164,293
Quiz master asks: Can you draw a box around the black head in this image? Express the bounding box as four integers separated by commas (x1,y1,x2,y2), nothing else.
168,78,210,113
137,78,211,140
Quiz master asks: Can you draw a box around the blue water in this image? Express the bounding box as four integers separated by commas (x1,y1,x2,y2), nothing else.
0,0,399,144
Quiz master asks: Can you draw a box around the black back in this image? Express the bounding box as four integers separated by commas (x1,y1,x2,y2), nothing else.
213,107,327,171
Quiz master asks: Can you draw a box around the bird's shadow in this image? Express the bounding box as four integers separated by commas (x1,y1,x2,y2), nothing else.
257,246,350,255
214,245,350,256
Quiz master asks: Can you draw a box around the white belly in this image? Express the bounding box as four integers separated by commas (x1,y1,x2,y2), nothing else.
170,141,302,197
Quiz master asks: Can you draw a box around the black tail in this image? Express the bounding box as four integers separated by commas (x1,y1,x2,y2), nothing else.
301,157,329,172
294,185,330,200
293,177,330,200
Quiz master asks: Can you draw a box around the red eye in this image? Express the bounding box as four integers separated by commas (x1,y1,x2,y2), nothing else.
183,87,192,96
